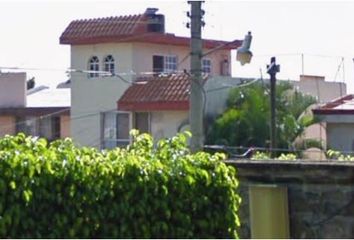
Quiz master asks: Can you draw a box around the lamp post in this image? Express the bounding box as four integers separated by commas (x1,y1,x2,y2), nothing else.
267,57,280,158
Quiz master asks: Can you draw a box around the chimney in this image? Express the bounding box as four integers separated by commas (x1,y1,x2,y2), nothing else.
0,72,27,107
145,8,165,33
300,74,325,81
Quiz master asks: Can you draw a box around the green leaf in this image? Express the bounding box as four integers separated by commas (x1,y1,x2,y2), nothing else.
9,181,16,190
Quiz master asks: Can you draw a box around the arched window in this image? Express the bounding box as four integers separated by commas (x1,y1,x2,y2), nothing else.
88,56,99,78
104,55,115,75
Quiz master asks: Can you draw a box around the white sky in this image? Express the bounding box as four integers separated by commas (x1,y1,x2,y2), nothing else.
1,0,354,93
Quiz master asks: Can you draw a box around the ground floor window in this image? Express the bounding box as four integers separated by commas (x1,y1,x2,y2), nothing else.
102,111,131,149
16,116,61,141
101,111,151,149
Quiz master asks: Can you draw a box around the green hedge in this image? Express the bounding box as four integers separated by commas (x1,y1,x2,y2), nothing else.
0,131,240,238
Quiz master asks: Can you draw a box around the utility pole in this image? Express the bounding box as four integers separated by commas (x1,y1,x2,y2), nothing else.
267,57,280,158
188,1,204,152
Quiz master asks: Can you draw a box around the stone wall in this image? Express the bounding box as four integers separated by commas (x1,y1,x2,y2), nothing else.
226,160,354,238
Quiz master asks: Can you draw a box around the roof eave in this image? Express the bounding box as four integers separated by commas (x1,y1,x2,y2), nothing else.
59,33,242,49
313,109,354,115
118,101,189,111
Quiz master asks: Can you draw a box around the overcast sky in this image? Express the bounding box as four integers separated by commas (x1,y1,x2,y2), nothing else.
1,0,354,94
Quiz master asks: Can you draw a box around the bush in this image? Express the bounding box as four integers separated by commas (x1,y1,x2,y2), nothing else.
0,131,240,238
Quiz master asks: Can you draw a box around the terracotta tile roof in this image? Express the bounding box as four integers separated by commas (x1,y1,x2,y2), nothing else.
59,10,242,50
117,73,208,111
313,94,354,115
60,14,147,44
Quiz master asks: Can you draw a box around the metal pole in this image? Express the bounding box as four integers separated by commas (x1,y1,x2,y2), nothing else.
189,1,204,152
267,57,280,158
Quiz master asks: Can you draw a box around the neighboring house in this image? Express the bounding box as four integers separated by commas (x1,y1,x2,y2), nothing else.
313,94,354,154
0,72,70,140
289,74,346,153
60,7,242,148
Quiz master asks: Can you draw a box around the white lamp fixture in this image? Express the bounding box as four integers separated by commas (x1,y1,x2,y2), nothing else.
236,31,253,65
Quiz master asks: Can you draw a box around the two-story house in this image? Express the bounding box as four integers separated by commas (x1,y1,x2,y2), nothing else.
60,8,242,148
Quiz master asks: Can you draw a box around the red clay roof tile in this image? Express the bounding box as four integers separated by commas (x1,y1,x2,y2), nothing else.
117,73,208,111
59,10,242,49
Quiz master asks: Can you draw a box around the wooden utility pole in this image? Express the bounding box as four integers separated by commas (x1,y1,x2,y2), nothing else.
189,1,204,152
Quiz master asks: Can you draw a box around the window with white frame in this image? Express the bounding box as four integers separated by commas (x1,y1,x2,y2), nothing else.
102,111,130,149
202,58,211,74
164,55,178,73
104,55,115,75
153,55,178,74
88,56,100,78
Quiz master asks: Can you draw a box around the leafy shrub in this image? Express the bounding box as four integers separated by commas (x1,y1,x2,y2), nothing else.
0,131,240,238
327,149,354,161
251,151,297,160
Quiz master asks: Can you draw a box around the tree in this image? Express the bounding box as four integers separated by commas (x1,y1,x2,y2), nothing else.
206,81,317,153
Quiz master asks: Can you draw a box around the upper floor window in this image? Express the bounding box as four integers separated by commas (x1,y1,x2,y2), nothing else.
202,58,211,74
88,56,99,78
164,55,178,73
104,55,115,75
153,55,178,74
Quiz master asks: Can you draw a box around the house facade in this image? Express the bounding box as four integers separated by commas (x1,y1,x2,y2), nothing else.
0,72,70,140
60,8,242,148
313,94,354,154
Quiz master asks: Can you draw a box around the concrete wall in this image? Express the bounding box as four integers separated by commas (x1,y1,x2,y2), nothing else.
204,76,246,117
0,72,26,107
60,115,71,138
292,75,346,103
0,116,15,137
131,42,231,76
227,160,354,238
150,111,188,140
70,43,133,147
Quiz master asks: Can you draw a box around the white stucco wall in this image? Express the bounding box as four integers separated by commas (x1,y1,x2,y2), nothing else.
150,111,189,140
70,43,133,147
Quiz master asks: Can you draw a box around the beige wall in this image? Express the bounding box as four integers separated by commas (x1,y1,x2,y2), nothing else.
131,42,232,76
150,111,188,140
292,75,346,103
60,115,71,138
70,43,133,147
0,116,16,137
0,72,26,107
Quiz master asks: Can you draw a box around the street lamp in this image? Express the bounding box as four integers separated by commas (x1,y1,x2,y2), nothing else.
236,31,253,65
